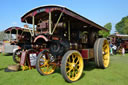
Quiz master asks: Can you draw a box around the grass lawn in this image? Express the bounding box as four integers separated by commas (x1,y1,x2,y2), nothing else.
0,53,128,85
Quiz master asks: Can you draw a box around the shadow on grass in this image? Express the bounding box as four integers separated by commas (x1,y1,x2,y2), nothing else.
54,60,97,74
55,67,61,74
0,68,6,71
80,72,85,79
84,60,96,71
53,60,96,82
2,53,12,56
54,68,86,83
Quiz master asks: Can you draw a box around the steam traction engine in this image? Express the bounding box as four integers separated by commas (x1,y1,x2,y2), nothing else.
18,5,109,82
4,26,39,70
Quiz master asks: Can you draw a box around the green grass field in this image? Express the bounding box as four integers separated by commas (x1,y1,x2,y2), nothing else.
0,53,128,85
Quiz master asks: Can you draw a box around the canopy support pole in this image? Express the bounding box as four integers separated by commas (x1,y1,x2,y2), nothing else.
32,16,35,36
16,29,18,40
49,12,52,35
51,12,63,34
68,21,70,41
10,31,12,42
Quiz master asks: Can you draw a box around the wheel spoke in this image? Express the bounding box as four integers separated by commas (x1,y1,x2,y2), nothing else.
72,54,77,63
105,49,108,53
66,65,70,68
72,69,75,78
75,57,79,64
104,55,108,60
40,64,45,67
41,68,44,72
67,61,72,65
68,57,71,62
74,70,77,77
103,44,107,49
66,67,73,74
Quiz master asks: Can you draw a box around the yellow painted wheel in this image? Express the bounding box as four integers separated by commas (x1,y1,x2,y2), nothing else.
13,49,21,63
36,50,56,75
61,50,84,83
102,39,110,68
94,38,110,68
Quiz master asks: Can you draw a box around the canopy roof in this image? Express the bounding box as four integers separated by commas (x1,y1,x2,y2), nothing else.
109,33,128,38
21,5,108,31
4,26,30,34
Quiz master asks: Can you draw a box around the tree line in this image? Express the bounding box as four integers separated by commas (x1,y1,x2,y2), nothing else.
99,16,128,37
0,31,10,41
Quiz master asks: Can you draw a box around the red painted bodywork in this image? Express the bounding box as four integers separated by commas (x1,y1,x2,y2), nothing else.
34,35,49,42
20,49,47,68
20,51,27,66
121,41,128,50
81,49,89,59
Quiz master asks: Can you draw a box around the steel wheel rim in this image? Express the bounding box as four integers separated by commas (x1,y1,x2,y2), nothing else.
39,54,56,75
102,40,110,68
66,52,83,81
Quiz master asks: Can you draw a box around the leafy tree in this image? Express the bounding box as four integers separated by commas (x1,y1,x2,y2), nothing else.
115,16,128,34
99,22,112,37
0,31,10,41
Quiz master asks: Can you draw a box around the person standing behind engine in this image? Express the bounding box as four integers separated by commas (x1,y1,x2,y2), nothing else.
112,44,117,55
110,43,113,56
122,47,125,56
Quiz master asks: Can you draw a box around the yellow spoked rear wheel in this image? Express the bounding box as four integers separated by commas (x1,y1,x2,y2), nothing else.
94,38,110,69
36,50,56,75
102,39,110,68
61,50,84,83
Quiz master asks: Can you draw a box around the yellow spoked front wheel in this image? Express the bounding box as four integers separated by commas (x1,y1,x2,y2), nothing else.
61,50,84,83
94,38,110,69
36,50,56,75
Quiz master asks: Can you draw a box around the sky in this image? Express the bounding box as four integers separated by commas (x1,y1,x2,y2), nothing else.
0,0,128,34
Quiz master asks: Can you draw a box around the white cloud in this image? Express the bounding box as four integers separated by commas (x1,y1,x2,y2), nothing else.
12,22,18,26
